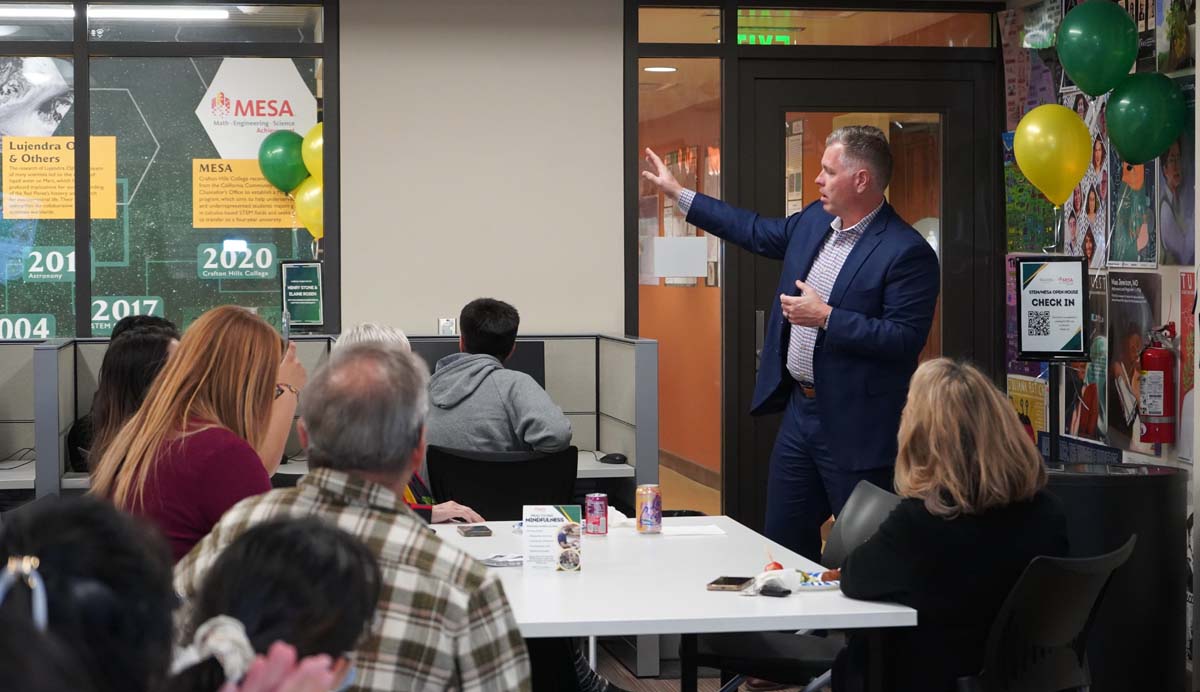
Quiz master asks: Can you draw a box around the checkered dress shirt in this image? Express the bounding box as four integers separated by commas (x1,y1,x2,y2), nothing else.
786,203,884,383
174,467,532,692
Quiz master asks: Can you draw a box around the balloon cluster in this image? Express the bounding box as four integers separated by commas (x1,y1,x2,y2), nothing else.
1015,0,1186,205
257,123,325,240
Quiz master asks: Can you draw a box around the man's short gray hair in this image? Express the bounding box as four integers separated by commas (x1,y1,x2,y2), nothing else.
335,322,411,352
826,125,893,189
300,341,429,474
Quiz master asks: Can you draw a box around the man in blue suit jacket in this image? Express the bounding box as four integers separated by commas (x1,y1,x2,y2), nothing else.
643,126,940,560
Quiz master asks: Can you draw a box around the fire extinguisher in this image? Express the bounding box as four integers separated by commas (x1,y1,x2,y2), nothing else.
1139,322,1177,444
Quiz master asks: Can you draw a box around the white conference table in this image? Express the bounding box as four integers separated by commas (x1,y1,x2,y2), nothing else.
433,515,915,691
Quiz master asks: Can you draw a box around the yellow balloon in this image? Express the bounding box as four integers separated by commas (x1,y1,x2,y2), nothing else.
293,176,323,240
1013,104,1091,206
301,122,323,180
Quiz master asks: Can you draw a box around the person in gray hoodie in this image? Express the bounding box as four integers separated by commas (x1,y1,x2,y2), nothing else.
427,298,572,453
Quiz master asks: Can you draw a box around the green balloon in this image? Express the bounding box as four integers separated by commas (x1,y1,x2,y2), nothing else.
1107,73,1187,164
257,130,308,193
1056,0,1138,96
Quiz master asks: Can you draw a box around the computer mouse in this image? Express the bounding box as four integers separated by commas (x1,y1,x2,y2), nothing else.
599,453,628,465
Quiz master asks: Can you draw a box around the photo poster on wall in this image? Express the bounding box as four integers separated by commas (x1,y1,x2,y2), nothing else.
1006,254,1050,378
1065,272,1110,443
1061,91,1110,270
1003,132,1058,253
663,147,699,286
1122,0,1160,72
1008,374,1049,444
1156,0,1196,73
704,145,722,266
1179,271,1195,462
1108,154,1158,268
1108,272,1163,454
1159,75,1195,266
1000,2,1061,130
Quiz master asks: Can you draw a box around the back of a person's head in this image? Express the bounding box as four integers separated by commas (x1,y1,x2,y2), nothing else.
91,305,283,509
335,322,411,352
895,358,1046,518
301,341,429,475
172,518,381,692
89,329,176,468
0,497,175,692
0,614,95,692
460,298,519,360
110,314,180,340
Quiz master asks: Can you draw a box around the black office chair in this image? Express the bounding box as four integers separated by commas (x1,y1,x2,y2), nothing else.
956,535,1137,692
426,445,578,521
690,481,902,692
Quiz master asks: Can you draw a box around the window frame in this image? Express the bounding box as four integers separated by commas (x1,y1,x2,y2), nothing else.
0,0,341,336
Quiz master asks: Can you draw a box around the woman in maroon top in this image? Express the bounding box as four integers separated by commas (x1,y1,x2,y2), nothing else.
91,306,306,561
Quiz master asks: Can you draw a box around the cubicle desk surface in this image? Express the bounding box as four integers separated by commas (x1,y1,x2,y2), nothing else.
275,451,634,481
432,516,915,638
0,466,34,490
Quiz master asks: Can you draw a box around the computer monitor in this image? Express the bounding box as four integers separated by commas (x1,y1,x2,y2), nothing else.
408,338,546,388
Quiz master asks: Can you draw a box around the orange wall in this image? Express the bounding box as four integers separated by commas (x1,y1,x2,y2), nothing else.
640,100,722,473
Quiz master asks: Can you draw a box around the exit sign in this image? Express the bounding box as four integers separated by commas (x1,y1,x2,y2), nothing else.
737,33,792,45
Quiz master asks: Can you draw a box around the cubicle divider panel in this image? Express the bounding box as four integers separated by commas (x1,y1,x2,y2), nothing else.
34,341,72,498
545,338,598,448
598,336,660,487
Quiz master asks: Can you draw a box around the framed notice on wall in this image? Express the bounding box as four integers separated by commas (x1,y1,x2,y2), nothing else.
280,261,324,328
1016,255,1088,361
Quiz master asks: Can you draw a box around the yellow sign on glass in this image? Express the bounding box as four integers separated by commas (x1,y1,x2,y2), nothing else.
1,136,117,220
192,159,295,229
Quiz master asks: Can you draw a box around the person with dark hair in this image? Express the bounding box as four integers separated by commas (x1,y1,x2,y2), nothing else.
68,329,176,472
66,316,181,473
425,297,571,453
176,343,531,691
110,314,180,341
0,497,177,692
0,614,96,692
170,518,380,692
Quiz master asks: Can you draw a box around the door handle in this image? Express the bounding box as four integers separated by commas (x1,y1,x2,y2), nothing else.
755,310,765,372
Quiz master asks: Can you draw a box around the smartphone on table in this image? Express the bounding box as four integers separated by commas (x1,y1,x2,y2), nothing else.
457,525,493,537
707,576,754,591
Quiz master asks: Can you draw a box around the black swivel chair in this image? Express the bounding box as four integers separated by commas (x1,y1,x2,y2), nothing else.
426,445,579,521
689,481,903,692
957,535,1137,692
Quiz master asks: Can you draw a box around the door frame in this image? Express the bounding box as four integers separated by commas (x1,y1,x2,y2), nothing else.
721,53,1002,529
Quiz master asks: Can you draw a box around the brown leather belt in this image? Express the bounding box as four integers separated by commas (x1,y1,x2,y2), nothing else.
798,381,817,399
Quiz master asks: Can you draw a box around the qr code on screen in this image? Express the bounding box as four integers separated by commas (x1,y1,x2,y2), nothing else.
1028,311,1050,337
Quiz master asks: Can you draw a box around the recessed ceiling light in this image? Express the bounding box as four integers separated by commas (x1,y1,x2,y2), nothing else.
644,66,677,73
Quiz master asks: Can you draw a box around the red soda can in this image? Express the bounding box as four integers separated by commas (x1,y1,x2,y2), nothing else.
585,493,608,535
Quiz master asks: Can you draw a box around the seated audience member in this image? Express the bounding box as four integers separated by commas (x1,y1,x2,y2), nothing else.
0,615,96,692
175,342,532,691
70,329,177,472
427,298,571,453
835,359,1069,692
335,322,483,525
0,497,177,692
91,306,306,561
67,315,181,472
171,517,381,692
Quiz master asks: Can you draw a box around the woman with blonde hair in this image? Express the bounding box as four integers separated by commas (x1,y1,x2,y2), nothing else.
91,306,306,561
834,358,1068,692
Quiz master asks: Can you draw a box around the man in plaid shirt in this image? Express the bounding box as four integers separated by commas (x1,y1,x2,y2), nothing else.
175,342,531,691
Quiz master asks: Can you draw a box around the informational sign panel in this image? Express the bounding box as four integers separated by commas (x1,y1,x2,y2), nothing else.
1,136,116,219
192,159,294,228
1017,255,1089,361
280,261,323,327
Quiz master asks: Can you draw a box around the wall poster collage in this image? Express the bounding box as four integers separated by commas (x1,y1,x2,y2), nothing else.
1003,0,1197,665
